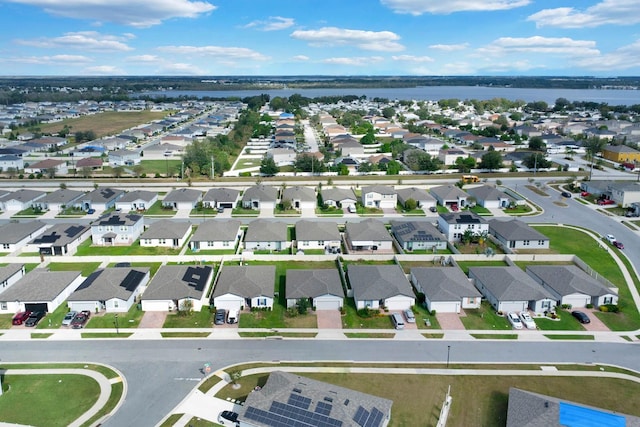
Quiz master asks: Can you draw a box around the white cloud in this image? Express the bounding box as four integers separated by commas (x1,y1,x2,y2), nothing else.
16,31,133,51
527,0,640,28
323,56,385,66
160,62,207,75
84,65,124,74
291,27,404,52
380,0,529,15
429,43,468,51
8,54,93,64
127,55,161,63
573,39,640,71
7,0,216,27
244,16,295,31
483,60,540,73
292,55,310,61
158,45,269,61
391,55,434,62
477,36,600,57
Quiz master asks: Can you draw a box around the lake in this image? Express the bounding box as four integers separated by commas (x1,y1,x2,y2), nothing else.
139,86,640,105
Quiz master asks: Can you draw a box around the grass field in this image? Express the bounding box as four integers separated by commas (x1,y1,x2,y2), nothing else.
35,111,171,139
75,239,181,256
163,308,213,328
46,262,100,277
85,304,143,329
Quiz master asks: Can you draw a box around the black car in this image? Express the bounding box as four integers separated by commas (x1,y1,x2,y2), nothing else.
571,310,591,324
561,191,572,198
71,311,91,329
218,410,239,426
214,309,226,325
24,311,45,327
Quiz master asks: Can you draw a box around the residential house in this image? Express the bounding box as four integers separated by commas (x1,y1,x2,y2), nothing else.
438,212,489,242
0,264,26,295
75,157,103,171
344,219,393,253
26,223,90,256
244,219,290,252
282,186,316,210
489,219,550,251
0,221,48,253
338,139,365,157
602,144,640,164
347,264,415,311
24,159,68,175
0,155,24,171
141,264,213,312
162,188,202,210
80,187,125,211
526,265,618,308
295,220,341,251
285,269,344,310
438,148,469,166
202,188,240,209
335,156,360,173
466,185,512,208
109,149,141,166
115,190,158,212
0,189,46,211
396,187,436,210
91,212,144,246
0,269,83,314
33,189,84,212
321,187,357,209
140,219,191,248
241,185,279,210
361,185,397,209
211,265,275,311
429,185,469,209
411,266,482,313
390,220,447,252
67,267,151,313
267,148,296,166
189,219,242,252
469,266,556,313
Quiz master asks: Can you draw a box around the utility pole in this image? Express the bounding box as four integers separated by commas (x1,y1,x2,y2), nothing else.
211,155,214,179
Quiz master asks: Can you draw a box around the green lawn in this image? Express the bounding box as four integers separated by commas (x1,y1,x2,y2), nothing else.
460,302,512,330
455,260,509,275
316,206,343,216
0,313,13,329
142,201,177,216
232,207,260,216
106,262,162,277
11,207,45,217
47,262,101,277
75,239,181,256
341,299,395,329
504,204,533,215
139,159,182,176
84,304,144,329
544,334,595,340
35,303,73,330
534,311,586,331
468,205,492,215
190,207,218,217
0,374,100,427
163,308,213,328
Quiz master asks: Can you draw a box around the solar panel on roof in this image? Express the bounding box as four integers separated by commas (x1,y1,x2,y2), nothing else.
120,270,145,292
64,225,86,238
353,406,369,426
364,408,384,427
315,401,332,416
288,393,311,409
183,266,211,292
75,270,102,291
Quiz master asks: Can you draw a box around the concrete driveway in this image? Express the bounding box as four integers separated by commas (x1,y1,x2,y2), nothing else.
138,311,167,328
316,310,342,329
436,311,466,330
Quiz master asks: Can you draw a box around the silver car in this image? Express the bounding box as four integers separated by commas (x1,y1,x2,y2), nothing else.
403,309,416,323
61,311,78,326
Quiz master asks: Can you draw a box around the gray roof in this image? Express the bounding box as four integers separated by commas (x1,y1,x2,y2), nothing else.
440,211,487,225
321,187,356,203
0,220,47,244
0,189,46,203
141,219,191,239
240,371,392,427
286,269,344,299
245,219,288,242
506,387,640,427
119,190,158,203
0,264,24,284
40,189,84,204
94,212,143,226
190,219,241,242
212,265,275,299
242,184,278,203
469,266,554,301
362,185,396,196
348,264,414,300
429,184,469,201
526,265,617,298
282,186,316,202
396,187,435,203
29,223,89,246
162,188,202,203
202,187,240,203
83,187,125,203
345,218,392,242
489,219,549,242
67,267,150,301
0,269,81,302
142,265,213,300
411,267,481,301
466,185,510,201
296,220,340,242
390,220,446,244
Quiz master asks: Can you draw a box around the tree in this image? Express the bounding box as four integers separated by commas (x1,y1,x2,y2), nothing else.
281,198,292,211
523,153,551,169
359,128,376,145
385,160,402,175
112,166,124,179
460,229,476,245
528,136,546,151
260,157,279,176
584,137,607,162
455,156,476,173
404,198,417,211
59,182,67,190
133,164,144,177
381,106,395,119
45,167,56,179
479,149,503,171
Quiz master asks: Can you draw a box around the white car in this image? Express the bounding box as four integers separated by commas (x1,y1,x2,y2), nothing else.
519,311,536,329
507,312,523,329
61,310,78,327
606,234,617,244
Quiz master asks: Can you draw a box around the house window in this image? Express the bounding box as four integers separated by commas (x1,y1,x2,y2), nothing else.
223,241,230,247
2,244,9,249
98,226,103,232
257,298,267,306
159,239,166,245
0,302,6,310
523,240,530,246
538,240,545,245
120,226,127,231
144,239,152,245
364,300,373,308
207,241,214,246
114,300,119,308
318,241,324,246
604,296,613,304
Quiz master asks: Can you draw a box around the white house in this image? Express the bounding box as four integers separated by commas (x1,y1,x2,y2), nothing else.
361,185,397,209
295,220,341,251
0,221,48,253
489,219,550,251
396,187,436,210
162,188,202,210
347,264,415,311
321,187,357,210
0,189,46,211
115,190,159,212
466,185,512,209
34,189,84,213
188,219,242,251
26,223,90,256
91,212,144,246
141,264,213,312
344,219,393,253
286,269,344,310
281,186,316,210
390,220,447,252
140,219,191,248
0,270,84,314
411,266,481,313
0,264,26,296
438,212,489,242
241,185,279,210
211,265,275,311
244,219,290,252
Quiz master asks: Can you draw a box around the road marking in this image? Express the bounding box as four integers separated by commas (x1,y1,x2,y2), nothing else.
174,377,201,381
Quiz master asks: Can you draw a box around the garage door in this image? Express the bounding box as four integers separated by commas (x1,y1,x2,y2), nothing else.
432,301,460,313
25,302,48,313
219,203,233,208
315,299,341,311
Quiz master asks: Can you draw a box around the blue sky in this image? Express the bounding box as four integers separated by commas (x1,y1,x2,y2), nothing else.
1,0,639,76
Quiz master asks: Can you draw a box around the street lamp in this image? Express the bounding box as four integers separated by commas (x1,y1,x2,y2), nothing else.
114,314,119,335
446,345,451,368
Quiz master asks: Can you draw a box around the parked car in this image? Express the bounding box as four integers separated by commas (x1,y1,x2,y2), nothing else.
217,207,225,213
61,310,78,326
218,410,239,426
71,310,91,329
25,311,45,327
561,191,572,198
214,309,226,325
11,311,32,326
580,191,590,197
87,208,96,214
614,241,625,250
429,206,438,213
403,309,416,323
450,204,459,211
507,312,523,329
598,199,615,205
572,310,591,324
519,311,536,329
605,234,617,244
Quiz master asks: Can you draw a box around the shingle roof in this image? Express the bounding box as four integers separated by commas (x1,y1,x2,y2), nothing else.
0,269,81,302
429,185,468,201
0,220,47,244
362,185,396,196
83,187,124,203
469,266,554,301
296,220,340,242
345,219,391,242
396,187,435,203
202,187,240,203
0,264,24,284
142,265,213,300
466,185,510,201
190,219,241,242
286,269,344,299
140,219,191,240
245,219,288,242
29,223,89,246
242,185,278,203
0,189,46,203
321,187,356,203
526,265,617,298
390,220,446,244
282,186,316,202
162,188,202,203
40,189,84,204
348,264,414,300
68,267,150,301
411,267,481,301
212,265,275,299
489,219,548,242
94,212,142,226
440,211,487,225
119,190,158,203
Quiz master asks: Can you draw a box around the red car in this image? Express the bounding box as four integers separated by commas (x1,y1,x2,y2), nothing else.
580,191,590,197
598,199,615,205
70,310,91,329
614,241,624,250
12,311,32,325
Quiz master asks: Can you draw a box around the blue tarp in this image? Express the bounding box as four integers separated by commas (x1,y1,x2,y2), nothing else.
559,402,625,427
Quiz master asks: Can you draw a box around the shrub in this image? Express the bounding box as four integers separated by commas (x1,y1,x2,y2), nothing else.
155,173,161,178
431,309,437,316
586,303,594,309
357,307,375,318
600,304,619,313
240,171,252,177
561,303,572,310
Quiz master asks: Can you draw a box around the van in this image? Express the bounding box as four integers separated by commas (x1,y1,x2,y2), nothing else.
391,313,405,330
227,309,238,324
348,205,356,213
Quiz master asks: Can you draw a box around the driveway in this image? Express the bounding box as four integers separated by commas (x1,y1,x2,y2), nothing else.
581,308,611,332
436,311,466,330
316,310,342,329
138,311,167,328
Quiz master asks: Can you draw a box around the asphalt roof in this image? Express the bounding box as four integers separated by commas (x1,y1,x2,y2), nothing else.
469,266,554,301
68,267,150,301
83,187,124,203
162,188,202,203
40,189,84,204
142,265,213,300
94,212,142,227
118,190,158,203
526,265,617,298
296,220,340,242
411,267,481,301
212,265,275,299
282,186,316,202
202,187,240,203
390,220,446,244
245,219,288,242
140,219,191,240
286,269,344,299
242,184,279,203
321,187,356,202
190,219,242,242
345,218,392,242
29,223,89,246
362,185,396,195
396,187,434,203
0,264,24,284
429,184,469,201
0,220,47,244
0,189,46,203
466,185,510,201
0,269,81,302
440,211,487,225
347,264,414,300
489,219,549,242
